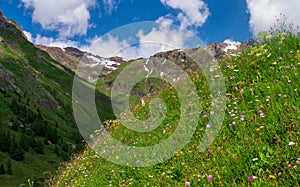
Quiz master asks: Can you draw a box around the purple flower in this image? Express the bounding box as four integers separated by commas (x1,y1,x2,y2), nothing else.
185,182,191,186
286,66,290,69
137,160,142,164
275,79,279,83
207,174,213,180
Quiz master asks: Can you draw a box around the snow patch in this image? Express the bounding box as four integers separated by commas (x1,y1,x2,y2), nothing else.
223,39,241,52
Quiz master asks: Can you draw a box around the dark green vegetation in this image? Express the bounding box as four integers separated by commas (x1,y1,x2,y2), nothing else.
51,32,300,186
0,11,114,186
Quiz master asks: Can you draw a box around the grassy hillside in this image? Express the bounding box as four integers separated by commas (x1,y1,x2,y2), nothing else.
51,33,300,186
0,11,114,186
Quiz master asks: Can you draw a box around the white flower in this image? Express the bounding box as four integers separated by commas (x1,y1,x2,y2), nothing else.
289,142,296,146
252,158,259,161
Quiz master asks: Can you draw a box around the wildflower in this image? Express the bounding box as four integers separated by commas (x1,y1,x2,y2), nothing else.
269,175,276,179
207,174,213,180
290,50,293,54
275,79,279,83
252,158,259,161
210,111,215,116
207,149,212,154
240,115,245,121
289,142,296,146
283,95,287,98
232,121,236,126
278,57,282,61
185,182,191,186
206,124,211,129
286,66,290,69
137,160,142,164
278,94,282,97
267,96,270,99
247,177,253,182
203,114,207,118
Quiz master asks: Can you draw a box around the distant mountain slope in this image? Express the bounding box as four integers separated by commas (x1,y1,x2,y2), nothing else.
0,10,114,186
36,45,125,82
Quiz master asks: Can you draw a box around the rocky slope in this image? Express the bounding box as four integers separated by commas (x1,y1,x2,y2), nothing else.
36,45,125,82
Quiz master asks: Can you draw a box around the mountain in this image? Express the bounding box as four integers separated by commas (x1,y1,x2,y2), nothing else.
36,45,125,83
0,10,114,186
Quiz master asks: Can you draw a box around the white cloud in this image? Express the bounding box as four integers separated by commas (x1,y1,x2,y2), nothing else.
21,0,95,38
23,30,33,42
83,18,192,60
223,39,241,46
23,31,79,49
160,0,210,29
82,35,129,58
246,0,300,35
103,0,121,14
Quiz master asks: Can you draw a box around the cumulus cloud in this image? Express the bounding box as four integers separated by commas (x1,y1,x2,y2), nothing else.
21,0,95,38
160,0,210,29
246,0,300,35
83,18,193,60
23,31,79,49
82,35,129,58
23,30,33,42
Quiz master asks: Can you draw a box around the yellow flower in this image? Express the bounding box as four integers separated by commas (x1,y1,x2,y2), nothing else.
269,175,276,179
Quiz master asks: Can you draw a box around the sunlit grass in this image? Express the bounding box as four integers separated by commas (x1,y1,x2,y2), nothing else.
51,33,300,186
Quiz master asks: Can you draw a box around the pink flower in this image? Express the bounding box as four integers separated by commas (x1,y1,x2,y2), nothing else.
247,177,253,182
203,114,207,118
278,57,283,61
210,111,215,116
206,124,211,129
185,182,191,186
286,66,290,69
275,79,279,83
207,149,212,154
207,174,213,180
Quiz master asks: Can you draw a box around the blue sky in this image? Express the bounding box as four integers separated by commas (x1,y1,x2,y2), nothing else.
0,0,299,58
